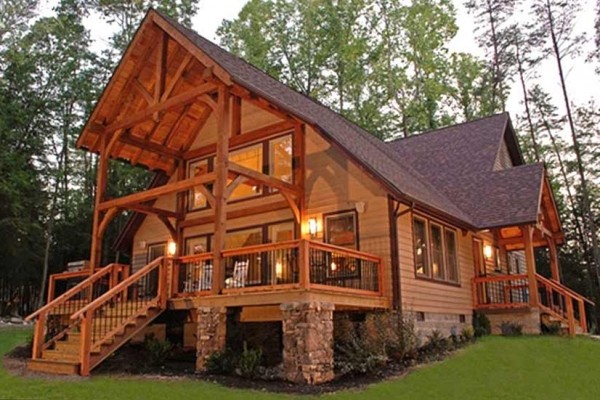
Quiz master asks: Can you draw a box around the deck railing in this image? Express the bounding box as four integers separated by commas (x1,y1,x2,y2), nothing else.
472,273,594,335
172,239,383,297
25,263,126,359
47,265,129,303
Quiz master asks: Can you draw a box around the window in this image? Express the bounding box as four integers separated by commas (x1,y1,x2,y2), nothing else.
430,224,445,280
185,235,210,255
269,135,293,184
412,216,459,284
268,221,295,243
413,218,430,276
445,229,459,282
189,159,209,210
147,242,166,263
325,211,358,249
229,144,263,200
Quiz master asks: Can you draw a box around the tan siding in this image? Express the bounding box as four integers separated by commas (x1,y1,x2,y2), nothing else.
304,127,393,298
398,206,475,315
494,139,513,170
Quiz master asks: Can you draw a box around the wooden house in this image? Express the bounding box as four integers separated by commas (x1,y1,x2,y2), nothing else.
25,9,591,383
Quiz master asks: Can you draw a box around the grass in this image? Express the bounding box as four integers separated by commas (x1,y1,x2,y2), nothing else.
1,328,600,399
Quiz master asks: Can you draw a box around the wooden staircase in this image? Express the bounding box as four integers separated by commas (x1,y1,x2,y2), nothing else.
26,257,169,376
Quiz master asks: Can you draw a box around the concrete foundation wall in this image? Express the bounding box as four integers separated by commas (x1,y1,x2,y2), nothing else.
484,307,541,335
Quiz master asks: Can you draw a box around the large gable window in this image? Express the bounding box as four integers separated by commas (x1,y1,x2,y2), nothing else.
412,216,459,284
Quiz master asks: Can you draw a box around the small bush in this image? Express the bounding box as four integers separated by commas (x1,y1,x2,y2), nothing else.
541,321,562,336
499,321,523,336
335,335,388,376
460,326,475,343
206,349,237,375
236,342,262,378
473,312,491,337
424,330,449,353
143,336,173,367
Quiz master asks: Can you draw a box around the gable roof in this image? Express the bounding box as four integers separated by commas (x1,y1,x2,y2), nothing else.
103,10,557,252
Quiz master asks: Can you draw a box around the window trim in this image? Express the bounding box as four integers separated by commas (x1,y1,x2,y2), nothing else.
323,209,360,250
146,241,167,264
412,214,461,286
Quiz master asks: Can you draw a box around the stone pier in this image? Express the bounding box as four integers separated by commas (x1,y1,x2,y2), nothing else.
280,302,334,384
195,306,227,371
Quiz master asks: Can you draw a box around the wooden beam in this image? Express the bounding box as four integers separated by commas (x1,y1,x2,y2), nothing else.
547,235,561,282
293,123,306,236
133,79,154,105
229,162,299,195
195,184,216,209
231,95,242,136
281,190,300,223
104,82,218,134
184,120,295,161
179,106,212,153
224,175,247,199
158,215,176,240
98,207,120,238
155,31,168,104
523,225,539,307
162,54,193,102
161,104,192,147
89,136,109,271
150,12,233,86
180,200,289,228
120,132,182,159
212,86,231,295
230,85,298,123
127,204,180,219
98,172,216,211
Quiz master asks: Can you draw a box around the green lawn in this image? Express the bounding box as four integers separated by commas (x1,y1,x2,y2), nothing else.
1,328,600,399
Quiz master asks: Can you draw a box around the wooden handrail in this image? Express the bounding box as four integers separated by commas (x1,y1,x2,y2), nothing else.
306,240,382,263
71,257,167,320
178,252,214,263
536,273,594,306
221,239,300,257
25,264,116,321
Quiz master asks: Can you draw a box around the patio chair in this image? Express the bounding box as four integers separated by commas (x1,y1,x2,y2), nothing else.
199,263,213,291
226,260,249,288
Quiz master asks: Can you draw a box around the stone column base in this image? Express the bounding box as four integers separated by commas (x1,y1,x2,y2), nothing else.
280,302,335,385
484,307,541,335
195,306,227,371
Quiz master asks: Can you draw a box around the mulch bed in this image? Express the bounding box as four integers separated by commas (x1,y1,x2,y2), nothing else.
3,341,470,395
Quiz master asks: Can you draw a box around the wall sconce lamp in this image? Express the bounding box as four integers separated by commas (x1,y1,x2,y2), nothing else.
483,244,493,260
167,241,177,256
308,218,318,238
139,240,147,249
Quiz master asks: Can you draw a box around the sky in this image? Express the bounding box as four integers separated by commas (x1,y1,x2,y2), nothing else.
39,0,600,127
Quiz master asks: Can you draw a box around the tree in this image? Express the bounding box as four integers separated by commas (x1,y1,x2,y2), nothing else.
448,52,489,121
465,0,518,113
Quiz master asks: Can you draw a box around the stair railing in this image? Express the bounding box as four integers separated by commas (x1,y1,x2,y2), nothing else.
536,274,594,335
25,263,127,360
70,257,168,376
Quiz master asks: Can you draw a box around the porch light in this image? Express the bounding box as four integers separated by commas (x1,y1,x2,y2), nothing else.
483,244,493,259
276,261,283,279
308,218,318,237
167,241,177,256
330,262,337,271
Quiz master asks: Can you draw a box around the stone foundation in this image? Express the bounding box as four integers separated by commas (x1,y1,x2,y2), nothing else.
195,306,227,371
280,302,334,384
484,307,541,335
411,311,472,341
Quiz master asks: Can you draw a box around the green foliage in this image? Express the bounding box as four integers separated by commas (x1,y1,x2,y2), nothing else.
423,329,449,354
205,349,237,375
541,320,562,336
143,336,173,367
460,326,475,343
499,321,523,337
473,312,491,338
237,342,263,378
334,311,418,376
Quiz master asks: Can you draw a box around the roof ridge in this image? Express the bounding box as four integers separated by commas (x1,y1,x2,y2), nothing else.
386,112,509,145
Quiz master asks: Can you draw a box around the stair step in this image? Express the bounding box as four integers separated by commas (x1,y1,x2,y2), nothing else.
54,342,81,354
42,350,80,363
27,359,80,375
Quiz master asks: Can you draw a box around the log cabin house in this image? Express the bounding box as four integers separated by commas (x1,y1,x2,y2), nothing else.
25,9,592,383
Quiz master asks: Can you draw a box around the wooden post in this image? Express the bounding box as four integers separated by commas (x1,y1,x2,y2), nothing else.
293,124,306,238
547,235,561,282
566,297,576,336
523,225,539,307
299,240,310,288
89,135,109,272
578,299,587,333
211,86,231,295
47,276,56,303
79,312,92,376
32,313,46,359
174,160,186,296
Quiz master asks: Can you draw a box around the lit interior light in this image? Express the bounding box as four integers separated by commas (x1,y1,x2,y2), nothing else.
276,262,283,278
483,244,493,259
330,262,337,271
308,218,318,237
167,241,177,256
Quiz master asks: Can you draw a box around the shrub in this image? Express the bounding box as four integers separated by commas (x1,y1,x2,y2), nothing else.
143,336,173,367
541,320,562,335
473,312,491,337
236,342,262,378
335,334,388,376
460,326,475,343
499,321,523,336
424,330,449,353
206,349,237,375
